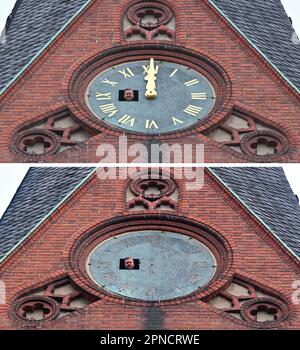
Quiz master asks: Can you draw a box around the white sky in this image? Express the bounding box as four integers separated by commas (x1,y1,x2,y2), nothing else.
0,1,299,218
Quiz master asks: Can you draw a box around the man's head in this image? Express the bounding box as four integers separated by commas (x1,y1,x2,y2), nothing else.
124,257,135,269
124,88,135,101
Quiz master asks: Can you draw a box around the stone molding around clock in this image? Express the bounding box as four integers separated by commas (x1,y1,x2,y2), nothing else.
65,214,236,306
64,43,235,140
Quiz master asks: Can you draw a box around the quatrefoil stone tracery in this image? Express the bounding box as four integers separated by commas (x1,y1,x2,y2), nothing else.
12,296,60,322
14,130,60,156
128,179,177,210
124,2,175,40
130,179,176,200
240,298,288,326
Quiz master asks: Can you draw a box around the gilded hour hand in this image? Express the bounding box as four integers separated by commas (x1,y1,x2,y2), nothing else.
144,58,159,99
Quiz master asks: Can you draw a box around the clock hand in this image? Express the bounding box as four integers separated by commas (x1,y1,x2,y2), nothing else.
144,58,159,99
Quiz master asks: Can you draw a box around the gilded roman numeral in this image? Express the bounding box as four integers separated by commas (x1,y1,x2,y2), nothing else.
118,68,135,79
192,92,207,100
96,92,112,100
185,79,199,86
102,78,118,87
145,119,159,129
172,117,184,125
170,69,178,77
184,104,203,116
99,103,118,117
118,114,135,126
143,64,159,75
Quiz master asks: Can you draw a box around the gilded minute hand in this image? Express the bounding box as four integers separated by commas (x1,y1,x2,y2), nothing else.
144,58,159,99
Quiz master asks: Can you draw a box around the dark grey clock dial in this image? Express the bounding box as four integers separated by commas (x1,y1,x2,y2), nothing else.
87,231,216,301
85,60,216,134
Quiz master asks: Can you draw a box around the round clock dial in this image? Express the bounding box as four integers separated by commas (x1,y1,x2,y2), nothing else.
87,231,216,301
85,59,216,134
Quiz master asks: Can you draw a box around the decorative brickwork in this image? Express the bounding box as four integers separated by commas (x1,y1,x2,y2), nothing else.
205,107,290,162
66,44,231,140
11,108,100,160
123,1,175,41
240,297,288,327
0,170,300,329
10,276,99,325
0,0,299,162
11,296,60,323
67,215,234,307
13,129,60,157
207,275,290,328
127,178,178,211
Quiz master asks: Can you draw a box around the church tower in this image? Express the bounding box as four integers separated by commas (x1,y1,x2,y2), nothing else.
0,0,300,331
0,0,299,162
0,167,300,329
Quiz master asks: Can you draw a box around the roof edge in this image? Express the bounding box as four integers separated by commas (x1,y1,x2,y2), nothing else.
0,0,298,99
0,0,92,97
0,166,29,222
0,168,96,265
208,167,300,263
209,0,300,95
3,0,23,35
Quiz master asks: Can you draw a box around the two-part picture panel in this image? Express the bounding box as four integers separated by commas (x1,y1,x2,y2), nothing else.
0,0,300,335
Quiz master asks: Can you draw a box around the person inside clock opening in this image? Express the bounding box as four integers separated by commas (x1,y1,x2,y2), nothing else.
124,257,135,269
124,88,135,101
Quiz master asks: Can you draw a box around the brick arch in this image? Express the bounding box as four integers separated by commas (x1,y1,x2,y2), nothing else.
63,43,237,140
64,213,238,306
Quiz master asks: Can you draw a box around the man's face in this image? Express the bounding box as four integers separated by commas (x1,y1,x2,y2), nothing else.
124,89,134,101
124,258,135,269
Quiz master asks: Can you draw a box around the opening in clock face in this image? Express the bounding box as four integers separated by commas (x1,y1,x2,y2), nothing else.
85,59,216,134
87,231,217,301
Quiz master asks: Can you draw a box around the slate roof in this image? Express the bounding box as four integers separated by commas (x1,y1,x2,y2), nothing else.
0,0,299,92
211,167,300,258
213,0,300,90
0,0,88,91
0,167,93,260
1,167,300,261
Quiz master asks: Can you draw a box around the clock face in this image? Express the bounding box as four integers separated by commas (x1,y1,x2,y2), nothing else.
85,59,216,134
87,231,216,301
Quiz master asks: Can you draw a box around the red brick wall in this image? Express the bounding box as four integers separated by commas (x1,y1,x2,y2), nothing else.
0,0,299,162
0,170,299,329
